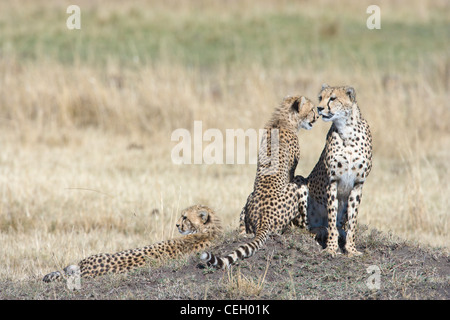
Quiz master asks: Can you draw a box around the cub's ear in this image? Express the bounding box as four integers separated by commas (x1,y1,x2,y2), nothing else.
198,210,209,223
291,96,307,113
291,98,300,113
300,96,307,106
321,83,330,90
346,86,356,102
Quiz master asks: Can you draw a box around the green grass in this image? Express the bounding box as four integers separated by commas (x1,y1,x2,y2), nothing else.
2,3,448,70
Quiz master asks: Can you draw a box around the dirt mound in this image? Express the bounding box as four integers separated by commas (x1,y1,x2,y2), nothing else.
9,226,446,301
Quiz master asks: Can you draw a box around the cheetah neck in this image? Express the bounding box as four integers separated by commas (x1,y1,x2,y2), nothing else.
266,118,296,133
332,103,361,141
201,223,223,238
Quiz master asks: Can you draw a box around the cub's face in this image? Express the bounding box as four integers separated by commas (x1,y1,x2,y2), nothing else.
317,84,356,122
176,205,211,235
285,96,319,131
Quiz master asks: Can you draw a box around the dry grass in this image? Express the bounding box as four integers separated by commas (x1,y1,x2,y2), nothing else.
0,0,448,283
223,251,272,298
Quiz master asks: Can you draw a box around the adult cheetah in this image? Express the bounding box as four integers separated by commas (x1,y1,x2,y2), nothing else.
201,95,318,268
305,84,372,257
43,205,222,282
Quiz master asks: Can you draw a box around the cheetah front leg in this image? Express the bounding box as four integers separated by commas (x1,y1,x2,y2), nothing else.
291,180,309,228
325,181,339,257
291,175,309,228
239,192,253,236
239,204,247,235
344,183,363,257
292,176,327,244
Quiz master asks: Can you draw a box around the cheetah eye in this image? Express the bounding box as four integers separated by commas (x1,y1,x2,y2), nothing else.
329,96,336,102
318,96,322,102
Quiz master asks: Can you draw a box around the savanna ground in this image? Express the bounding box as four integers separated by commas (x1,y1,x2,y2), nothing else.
0,0,449,301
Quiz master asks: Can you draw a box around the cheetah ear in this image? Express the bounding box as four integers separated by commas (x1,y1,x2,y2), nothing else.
300,96,307,106
346,86,356,102
291,99,300,113
292,96,306,113
198,210,209,223
321,83,329,90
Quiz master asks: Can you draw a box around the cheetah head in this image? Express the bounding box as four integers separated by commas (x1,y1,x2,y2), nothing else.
176,205,218,235
317,84,356,122
282,95,319,131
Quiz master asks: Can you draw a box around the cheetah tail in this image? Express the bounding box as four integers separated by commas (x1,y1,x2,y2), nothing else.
200,228,269,269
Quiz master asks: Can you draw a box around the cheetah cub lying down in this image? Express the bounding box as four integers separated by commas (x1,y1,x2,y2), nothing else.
43,205,222,282
304,84,372,257
201,95,318,268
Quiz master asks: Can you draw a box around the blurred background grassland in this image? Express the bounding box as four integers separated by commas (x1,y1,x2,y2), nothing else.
0,0,448,280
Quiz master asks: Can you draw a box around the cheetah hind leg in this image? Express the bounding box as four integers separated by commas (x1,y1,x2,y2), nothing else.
42,264,80,283
42,271,63,283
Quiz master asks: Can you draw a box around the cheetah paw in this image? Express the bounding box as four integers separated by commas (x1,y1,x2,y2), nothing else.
345,249,363,258
322,247,340,258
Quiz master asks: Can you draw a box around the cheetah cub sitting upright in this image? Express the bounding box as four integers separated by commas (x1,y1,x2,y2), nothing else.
201,95,318,268
305,84,372,257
